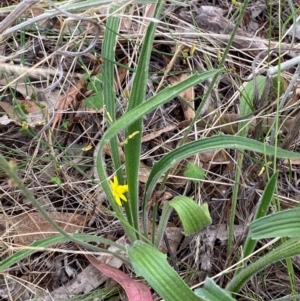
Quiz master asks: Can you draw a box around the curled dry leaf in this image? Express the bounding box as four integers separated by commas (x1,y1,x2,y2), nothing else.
0,100,46,127
142,124,176,143
86,254,153,301
51,78,87,130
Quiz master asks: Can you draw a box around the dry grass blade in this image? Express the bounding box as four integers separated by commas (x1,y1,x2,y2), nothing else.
0,0,40,35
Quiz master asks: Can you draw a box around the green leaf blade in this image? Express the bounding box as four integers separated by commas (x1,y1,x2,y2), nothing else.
250,208,300,239
184,162,205,183
127,241,202,301
170,196,211,235
195,278,236,301
235,172,278,275
0,233,125,272
144,134,300,203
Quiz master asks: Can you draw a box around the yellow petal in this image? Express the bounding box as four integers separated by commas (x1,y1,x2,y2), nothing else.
119,194,127,202
115,195,122,206
117,185,128,194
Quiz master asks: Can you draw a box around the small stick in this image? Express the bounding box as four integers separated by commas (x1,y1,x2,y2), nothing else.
0,0,39,35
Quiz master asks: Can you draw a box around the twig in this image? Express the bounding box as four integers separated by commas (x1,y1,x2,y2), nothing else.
0,0,39,35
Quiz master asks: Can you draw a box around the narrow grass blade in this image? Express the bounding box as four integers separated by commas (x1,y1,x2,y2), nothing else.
127,241,202,301
245,172,278,246
249,207,300,239
124,0,164,237
235,171,278,275
0,233,126,272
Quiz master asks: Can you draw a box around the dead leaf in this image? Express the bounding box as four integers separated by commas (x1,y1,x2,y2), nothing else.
169,74,195,120
0,100,47,127
0,102,16,122
87,255,153,301
115,57,129,94
27,236,127,301
19,98,42,114
119,6,134,33
159,227,183,254
283,159,300,165
142,124,176,142
1,212,88,245
243,1,267,34
51,79,86,130
0,115,14,125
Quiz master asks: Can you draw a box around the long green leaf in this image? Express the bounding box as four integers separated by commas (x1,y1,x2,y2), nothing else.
144,135,300,203
226,238,300,294
0,233,126,272
124,0,164,238
249,208,300,239
101,6,134,236
97,70,222,146
235,171,278,275
127,241,202,301
270,294,300,301
229,76,267,254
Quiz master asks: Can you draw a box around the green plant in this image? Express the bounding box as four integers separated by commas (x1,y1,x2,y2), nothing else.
2,1,300,301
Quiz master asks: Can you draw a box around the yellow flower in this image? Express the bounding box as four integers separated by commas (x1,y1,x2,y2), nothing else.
110,175,129,206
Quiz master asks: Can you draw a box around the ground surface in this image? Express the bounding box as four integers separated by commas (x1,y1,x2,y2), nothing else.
1,0,300,300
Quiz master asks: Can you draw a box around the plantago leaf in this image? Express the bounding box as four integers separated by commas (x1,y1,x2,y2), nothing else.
154,196,211,247
144,135,300,204
250,208,300,239
195,278,235,301
239,75,266,136
170,196,211,235
127,241,201,301
240,75,267,115
226,238,300,293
